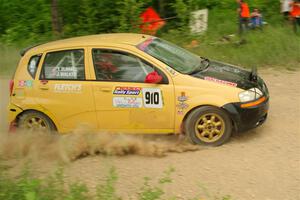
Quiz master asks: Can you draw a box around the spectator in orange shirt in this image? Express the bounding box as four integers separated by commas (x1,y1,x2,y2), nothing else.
237,0,250,35
290,0,300,32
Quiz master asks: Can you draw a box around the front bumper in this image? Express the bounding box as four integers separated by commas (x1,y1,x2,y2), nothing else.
222,97,269,132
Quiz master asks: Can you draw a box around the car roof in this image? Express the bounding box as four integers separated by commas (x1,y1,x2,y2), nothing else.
23,33,152,56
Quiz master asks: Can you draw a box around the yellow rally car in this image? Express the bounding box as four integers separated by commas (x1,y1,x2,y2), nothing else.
8,33,269,146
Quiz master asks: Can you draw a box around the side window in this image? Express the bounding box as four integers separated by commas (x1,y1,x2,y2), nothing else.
40,49,85,80
28,55,41,79
92,49,155,83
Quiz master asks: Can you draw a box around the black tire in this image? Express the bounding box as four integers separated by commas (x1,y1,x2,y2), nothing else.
184,106,232,146
18,111,56,133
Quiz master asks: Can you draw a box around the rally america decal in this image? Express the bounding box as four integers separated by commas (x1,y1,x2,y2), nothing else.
113,97,143,108
113,87,141,95
142,88,163,109
204,76,237,87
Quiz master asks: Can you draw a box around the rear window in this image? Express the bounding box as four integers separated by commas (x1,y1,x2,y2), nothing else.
28,55,41,79
40,49,85,80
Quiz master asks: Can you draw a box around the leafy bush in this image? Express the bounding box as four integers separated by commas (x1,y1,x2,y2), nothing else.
0,163,232,200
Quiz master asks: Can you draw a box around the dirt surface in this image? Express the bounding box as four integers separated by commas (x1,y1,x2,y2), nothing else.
0,69,300,200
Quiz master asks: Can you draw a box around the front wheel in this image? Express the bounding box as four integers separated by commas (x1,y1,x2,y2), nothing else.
184,106,232,146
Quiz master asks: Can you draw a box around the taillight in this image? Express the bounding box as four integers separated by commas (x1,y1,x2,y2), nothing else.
9,80,14,96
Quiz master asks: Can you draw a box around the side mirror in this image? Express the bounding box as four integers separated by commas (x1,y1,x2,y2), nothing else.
144,71,163,84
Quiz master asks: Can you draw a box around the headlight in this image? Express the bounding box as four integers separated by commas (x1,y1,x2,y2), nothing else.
239,88,263,102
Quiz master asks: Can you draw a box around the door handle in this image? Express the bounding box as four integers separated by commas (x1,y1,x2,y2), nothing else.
39,85,49,90
98,87,112,92
39,80,49,90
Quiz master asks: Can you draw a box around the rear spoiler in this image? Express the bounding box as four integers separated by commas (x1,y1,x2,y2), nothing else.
20,43,43,56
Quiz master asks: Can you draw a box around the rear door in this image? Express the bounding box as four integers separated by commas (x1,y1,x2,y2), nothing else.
89,48,175,134
35,48,97,132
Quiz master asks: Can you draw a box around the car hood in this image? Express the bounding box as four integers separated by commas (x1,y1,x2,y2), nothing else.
192,60,260,90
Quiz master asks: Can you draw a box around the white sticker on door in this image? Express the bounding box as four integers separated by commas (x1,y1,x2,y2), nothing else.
54,84,82,93
113,97,143,108
142,88,163,108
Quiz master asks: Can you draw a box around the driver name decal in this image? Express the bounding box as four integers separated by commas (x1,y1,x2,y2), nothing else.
204,76,237,87
113,87,141,95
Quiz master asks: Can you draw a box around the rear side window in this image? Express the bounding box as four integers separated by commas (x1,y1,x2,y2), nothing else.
28,55,41,79
40,49,85,80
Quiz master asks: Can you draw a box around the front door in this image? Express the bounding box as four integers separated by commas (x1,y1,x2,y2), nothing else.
90,48,175,134
35,48,97,132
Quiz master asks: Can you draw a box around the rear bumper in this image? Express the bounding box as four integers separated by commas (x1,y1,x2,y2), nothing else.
7,103,23,132
222,97,269,132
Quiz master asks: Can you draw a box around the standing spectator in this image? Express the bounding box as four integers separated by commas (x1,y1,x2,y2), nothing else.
250,8,263,29
281,0,293,21
237,0,250,35
290,0,300,32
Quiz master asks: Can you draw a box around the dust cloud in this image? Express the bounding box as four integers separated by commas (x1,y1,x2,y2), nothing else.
0,128,199,163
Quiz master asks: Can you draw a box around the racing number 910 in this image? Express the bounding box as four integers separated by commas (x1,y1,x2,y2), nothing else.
142,88,163,108
145,91,160,105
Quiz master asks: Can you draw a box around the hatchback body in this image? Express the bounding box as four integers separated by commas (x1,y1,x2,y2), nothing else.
8,33,269,146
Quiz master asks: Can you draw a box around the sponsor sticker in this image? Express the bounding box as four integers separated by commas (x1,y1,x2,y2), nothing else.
113,97,143,108
113,87,141,95
18,80,33,88
142,88,163,109
177,92,189,115
204,76,237,87
54,84,82,93
18,80,25,87
165,67,176,76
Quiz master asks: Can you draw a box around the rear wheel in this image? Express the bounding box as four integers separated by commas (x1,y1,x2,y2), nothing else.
184,106,232,146
18,111,56,133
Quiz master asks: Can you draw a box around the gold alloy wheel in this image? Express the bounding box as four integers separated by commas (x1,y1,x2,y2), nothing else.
194,113,225,143
22,116,49,131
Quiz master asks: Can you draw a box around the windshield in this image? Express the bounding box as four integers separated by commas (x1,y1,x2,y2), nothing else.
137,38,205,74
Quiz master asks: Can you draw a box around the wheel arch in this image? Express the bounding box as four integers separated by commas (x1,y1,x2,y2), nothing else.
182,104,237,133
15,109,58,131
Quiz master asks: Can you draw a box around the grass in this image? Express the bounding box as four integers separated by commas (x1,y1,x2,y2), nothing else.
0,44,20,77
162,26,300,70
0,163,232,200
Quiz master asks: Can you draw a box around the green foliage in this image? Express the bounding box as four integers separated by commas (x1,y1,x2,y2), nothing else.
0,163,234,200
116,0,145,33
171,0,189,29
0,0,299,76
96,167,120,200
138,167,175,200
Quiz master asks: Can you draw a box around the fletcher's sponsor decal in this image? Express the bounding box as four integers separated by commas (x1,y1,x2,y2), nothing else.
204,76,237,87
113,87,141,95
54,84,82,93
113,97,143,108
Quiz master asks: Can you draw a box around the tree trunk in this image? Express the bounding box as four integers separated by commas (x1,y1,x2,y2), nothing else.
51,0,61,37
158,0,165,18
